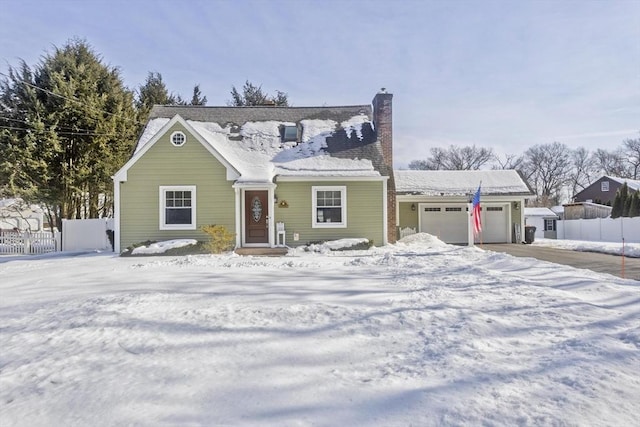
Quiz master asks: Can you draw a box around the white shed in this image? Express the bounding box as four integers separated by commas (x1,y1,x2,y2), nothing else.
524,207,559,239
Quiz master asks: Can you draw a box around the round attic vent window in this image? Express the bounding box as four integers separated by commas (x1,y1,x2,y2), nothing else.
171,131,186,146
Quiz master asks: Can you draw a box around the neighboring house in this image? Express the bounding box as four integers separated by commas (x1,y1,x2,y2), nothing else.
563,202,612,220
113,90,395,252
394,170,534,244
573,176,640,205
0,198,44,232
524,207,558,239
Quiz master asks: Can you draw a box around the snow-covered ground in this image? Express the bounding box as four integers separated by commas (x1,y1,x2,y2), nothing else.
1,234,638,426
533,237,640,258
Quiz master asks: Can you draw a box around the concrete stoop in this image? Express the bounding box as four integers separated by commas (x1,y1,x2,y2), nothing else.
235,247,289,257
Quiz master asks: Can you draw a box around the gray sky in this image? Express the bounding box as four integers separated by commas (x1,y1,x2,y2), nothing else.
1,0,638,167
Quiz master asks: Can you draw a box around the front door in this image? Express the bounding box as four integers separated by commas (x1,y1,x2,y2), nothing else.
244,190,269,244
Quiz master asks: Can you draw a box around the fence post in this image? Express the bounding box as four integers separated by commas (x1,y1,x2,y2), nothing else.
22,231,30,254
55,231,62,252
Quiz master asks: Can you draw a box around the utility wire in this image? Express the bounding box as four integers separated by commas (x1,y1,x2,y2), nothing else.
0,116,121,136
0,71,144,127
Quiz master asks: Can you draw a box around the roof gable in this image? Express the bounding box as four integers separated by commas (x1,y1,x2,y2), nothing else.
113,115,240,182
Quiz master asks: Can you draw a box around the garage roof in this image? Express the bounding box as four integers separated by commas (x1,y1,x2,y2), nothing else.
394,170,533,196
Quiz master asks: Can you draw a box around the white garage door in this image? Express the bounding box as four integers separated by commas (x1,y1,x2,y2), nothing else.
419,203,510,244
419,205,468,244
480,205,509,243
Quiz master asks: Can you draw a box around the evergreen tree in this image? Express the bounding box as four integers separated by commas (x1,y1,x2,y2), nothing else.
228,80,289,106
0,38,138,229
136,72,177,120
629,191,640,217
190,84,207,105
622,191,632,217
611,191,623,218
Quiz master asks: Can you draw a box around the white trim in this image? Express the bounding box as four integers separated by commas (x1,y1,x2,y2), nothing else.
234,187,241,248
312,186,347,228
170,130,186,147
113,115,240,183
159,186,197,230
382,178,388,245
276,175,386,182
113,178,121,252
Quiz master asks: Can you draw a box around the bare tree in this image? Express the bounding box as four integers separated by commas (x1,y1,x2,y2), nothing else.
492,153,525,170
568,147,598,198
621,136,640,179
591,148,630,177
409,145,494,170
524,142,572,206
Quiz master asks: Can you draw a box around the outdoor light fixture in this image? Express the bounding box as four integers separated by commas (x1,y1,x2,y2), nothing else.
411,203,416,211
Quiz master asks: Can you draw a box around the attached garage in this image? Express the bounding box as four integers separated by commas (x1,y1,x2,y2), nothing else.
395,170,534,245
418,204,468,244
417,202,510,244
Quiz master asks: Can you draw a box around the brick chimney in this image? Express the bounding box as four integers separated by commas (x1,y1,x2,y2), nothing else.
372,88,396,243
372,88,393,171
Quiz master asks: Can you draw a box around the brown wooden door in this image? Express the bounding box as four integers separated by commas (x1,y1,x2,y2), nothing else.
244,190,269,244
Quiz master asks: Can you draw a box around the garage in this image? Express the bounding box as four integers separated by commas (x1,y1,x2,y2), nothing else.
480,204,509,243
419,204,468,244
395,170,533,246
417,203,510,244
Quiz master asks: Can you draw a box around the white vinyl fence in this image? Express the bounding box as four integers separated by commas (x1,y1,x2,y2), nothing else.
0,231,61,255
557,217,640,243
62,218,114,252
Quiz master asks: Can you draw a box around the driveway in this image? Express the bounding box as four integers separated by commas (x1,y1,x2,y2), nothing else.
481,244,640,281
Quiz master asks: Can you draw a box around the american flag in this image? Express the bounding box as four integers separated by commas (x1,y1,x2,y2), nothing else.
472,184,482,236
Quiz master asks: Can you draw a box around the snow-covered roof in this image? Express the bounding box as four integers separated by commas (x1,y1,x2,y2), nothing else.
524,207,558,218
394,170,533,196
606,176,640,191
133,105,383,182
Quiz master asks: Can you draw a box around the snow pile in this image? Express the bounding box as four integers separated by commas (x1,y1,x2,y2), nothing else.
1,237,638,426
293,237,370,254
131,239,197,255
533,237,640,258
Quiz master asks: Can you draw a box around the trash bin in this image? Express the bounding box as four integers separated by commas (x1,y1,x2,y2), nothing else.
524,226,536,244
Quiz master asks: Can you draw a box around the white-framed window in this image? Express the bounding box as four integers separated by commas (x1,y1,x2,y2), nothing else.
171,131,186,147
544,219,556,231
601,181,609,192
312,186,346,228
159,186,196,230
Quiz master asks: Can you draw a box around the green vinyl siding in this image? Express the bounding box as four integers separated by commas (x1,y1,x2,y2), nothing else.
273,180,385,246
119,123,235,250
398,202,419,231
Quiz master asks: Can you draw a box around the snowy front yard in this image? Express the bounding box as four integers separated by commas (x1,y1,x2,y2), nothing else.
1,235,638,426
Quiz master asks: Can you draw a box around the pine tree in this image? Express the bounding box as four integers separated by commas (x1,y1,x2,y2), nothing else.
611,191,623,218
228,80,289,106
629,191,640,217
618,183,629,217
622,194,632,217
0,38,138,228
190,84,207,105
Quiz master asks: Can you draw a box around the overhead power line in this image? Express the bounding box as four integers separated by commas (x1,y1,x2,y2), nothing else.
0,71,143,127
